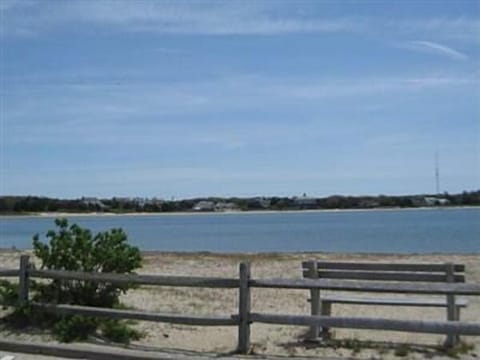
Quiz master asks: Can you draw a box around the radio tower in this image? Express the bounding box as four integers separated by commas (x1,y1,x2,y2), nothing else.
435,151,440,195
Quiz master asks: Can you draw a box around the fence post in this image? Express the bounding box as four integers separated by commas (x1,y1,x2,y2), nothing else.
18,255,30,306
237,262,251,354
445,262,458,348
305,260,320,340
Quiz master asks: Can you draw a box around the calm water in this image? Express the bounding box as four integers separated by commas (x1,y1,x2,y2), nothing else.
0,208,478,253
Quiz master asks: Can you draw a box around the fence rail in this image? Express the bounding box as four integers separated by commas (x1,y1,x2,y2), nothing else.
301,261,466,272
250,278,480,295
30,269,239,288
250,313,480,335
1,255,480,356
0,269,18,277
31,302,237,326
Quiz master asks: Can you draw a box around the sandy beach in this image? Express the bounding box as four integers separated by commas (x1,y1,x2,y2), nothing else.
1,251,479,359
1,205,478,219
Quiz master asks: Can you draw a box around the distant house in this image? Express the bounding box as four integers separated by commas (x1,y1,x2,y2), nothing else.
193,201,215,211
148,197,164,206
424,197,450,206
81,197,106,209
293,194,317,207
131,197,163,209
215,202,238,212
411,196,427,207
114,197,132,204
255,197,271,208
133,197,147,208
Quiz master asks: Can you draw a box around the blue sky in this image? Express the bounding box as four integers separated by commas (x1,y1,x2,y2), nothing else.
1,0,479,199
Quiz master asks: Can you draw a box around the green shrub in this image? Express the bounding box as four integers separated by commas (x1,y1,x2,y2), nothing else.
394,344,411,357
444,341,475,358
33,218,142,307
54,315,99,342
100,319,143,344
0,280,18,308
28,218,143,342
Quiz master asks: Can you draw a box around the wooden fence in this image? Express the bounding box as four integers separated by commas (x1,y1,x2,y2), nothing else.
1,255,480,356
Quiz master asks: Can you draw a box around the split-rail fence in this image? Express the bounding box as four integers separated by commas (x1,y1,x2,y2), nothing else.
1,255,480,357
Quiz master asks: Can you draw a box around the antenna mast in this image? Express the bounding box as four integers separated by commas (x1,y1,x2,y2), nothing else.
435,151,440,195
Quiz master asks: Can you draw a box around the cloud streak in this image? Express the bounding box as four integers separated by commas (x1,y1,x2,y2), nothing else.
2,1,359,36
389,18,480,43
4,72,476,148
401,40,469,60
5,73,475,120
2,0,479,42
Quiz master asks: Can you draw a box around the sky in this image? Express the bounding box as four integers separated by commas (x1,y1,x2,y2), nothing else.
0,0,479,199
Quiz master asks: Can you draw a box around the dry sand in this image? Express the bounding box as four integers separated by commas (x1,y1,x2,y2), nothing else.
8,206,478,219
1,251,479,359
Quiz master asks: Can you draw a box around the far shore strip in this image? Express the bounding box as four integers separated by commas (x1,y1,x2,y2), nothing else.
1,205,478,218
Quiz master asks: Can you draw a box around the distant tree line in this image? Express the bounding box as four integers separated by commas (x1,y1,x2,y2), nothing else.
0,190,480,214
1,190,479,215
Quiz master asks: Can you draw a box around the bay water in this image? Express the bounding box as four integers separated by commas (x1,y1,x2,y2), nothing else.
0,208,478,253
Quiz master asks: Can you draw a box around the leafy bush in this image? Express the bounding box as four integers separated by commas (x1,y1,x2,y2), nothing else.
28,218,143,342
100,319,144,343
0,280,18,308
53,315,99,342
33,218,142,306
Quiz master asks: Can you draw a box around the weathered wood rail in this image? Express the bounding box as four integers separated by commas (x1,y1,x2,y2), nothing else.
251,278,480,294
0,269,19,277
249,313,480,335
30,268,239,288
0,255,480,357
31,302,237,326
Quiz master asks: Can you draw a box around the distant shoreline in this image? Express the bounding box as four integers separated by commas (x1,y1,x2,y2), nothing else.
1,205,478,219
2,248,479,256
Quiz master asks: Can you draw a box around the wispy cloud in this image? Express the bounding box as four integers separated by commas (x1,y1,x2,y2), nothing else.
5,72,476,147
6,72,475,119
0,0,36,11
3,0,479,42
2,1,359,36
400,40,469,60
389,18,480,43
